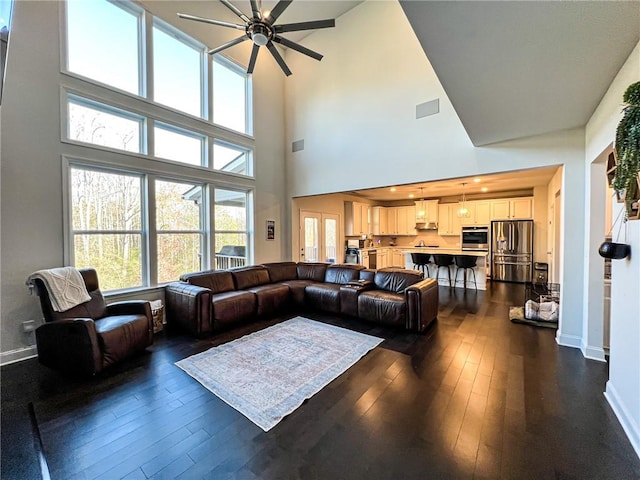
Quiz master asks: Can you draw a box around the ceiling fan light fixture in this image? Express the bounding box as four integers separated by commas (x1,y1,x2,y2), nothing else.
253,32,269,46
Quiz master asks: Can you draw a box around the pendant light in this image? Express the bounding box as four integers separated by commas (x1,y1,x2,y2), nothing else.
417,187,426,220
457,182,470,218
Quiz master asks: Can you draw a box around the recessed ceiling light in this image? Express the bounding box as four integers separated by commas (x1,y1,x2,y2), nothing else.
481,187,488,192
390,187,397,192
473,178,481,183
408,194,414,198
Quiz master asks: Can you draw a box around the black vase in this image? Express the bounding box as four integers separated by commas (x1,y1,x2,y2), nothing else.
598,241,631,259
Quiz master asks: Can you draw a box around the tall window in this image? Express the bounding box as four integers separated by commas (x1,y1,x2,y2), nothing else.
213,140,252,176
153,22,204,117
71,167,143,291
154,123,205,166
67,95,144,153
155,180,203,283
214,189,248,269
66,0,142,95
213,57,251,135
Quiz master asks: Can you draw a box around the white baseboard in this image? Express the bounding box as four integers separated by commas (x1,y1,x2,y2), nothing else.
0,345,37,366
582,343,607,362
605,381,640,460
556,332,582,349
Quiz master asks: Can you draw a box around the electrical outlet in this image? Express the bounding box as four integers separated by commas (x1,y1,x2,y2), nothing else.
22,320,36,333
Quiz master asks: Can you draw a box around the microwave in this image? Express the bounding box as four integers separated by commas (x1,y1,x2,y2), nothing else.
461,226,489,251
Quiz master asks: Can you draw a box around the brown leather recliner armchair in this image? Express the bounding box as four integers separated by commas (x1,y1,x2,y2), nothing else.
33,268,153,376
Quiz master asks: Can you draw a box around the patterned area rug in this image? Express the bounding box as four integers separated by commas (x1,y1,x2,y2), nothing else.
175,316,383,431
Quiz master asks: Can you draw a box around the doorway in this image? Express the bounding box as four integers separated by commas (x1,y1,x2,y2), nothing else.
299,211,340,263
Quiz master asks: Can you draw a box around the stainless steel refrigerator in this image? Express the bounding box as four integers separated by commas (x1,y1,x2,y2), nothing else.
491,219,533,283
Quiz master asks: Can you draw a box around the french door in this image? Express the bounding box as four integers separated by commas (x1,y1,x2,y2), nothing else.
299,211,340,263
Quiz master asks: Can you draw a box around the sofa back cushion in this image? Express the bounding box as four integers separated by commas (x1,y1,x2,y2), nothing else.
324,264,364,284
232,266,270,290
261,262,298,283
374,269,423,293
181,270,235,294
297,263,328,282
359,269,376,282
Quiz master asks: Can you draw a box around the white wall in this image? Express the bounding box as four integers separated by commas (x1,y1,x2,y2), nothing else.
0,1,287,361
586,40,640,459
284,0,587,352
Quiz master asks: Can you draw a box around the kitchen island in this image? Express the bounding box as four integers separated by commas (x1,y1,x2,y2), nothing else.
403,248,489,290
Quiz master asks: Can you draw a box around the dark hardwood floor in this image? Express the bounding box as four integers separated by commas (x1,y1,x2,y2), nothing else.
2,282,639,479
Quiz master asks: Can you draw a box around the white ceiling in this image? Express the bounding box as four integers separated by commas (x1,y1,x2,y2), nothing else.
348,166,559,202
400,1,640,146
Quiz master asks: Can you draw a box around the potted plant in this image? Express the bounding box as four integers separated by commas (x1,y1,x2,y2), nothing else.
613,81,640,217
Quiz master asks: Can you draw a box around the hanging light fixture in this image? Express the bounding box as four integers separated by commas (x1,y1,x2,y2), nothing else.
417,187,426,219
457,182,470,218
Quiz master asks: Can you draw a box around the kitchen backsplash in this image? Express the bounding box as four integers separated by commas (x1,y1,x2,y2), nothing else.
372,231,461,248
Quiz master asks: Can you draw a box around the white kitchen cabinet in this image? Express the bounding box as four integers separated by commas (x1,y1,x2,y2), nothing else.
390,249,405,267
490,197,533,219
345,201,370,236
377,249,388,269
437,203,462,236
415,200,439,224
360,250,369,268
386,206,415,235
461,200,491,226
371,206,389,235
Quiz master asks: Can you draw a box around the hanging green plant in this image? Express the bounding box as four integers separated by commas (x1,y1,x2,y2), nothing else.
613,81,640,215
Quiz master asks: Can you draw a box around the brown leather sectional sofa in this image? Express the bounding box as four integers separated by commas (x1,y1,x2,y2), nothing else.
165,262,439,337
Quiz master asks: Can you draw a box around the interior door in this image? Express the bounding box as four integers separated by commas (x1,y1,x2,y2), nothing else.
551,191,562,283
299,211,340,263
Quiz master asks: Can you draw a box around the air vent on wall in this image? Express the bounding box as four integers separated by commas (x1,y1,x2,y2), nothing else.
416,99,440,119
292,139,304,152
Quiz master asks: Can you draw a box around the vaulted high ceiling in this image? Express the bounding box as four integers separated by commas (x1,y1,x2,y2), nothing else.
400,1,640,146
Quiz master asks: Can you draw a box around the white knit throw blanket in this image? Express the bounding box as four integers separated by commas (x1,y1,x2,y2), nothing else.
28,267,91,312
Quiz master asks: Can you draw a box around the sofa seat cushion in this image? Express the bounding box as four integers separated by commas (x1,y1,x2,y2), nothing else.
279,280,319,305
305,283,342,313
247,283,290,316
358,291,406,327
95,314,151,368
210,290,256,330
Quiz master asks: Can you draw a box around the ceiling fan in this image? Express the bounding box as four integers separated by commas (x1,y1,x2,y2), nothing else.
177,0,336,76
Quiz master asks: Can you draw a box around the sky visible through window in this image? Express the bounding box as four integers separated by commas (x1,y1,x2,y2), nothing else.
67,0,140,94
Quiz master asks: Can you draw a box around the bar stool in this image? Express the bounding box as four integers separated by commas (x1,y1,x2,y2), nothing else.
433,254,454,287
411,252,431,278
454,255,478,290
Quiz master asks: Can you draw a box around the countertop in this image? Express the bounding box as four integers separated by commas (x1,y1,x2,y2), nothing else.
358,247,488,257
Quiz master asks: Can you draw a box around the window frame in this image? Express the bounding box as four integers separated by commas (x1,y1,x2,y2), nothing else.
212,139,254,178
67,163,148,293
65,93,147,154
62,0,146,97
153,178,207,284
212,55,254,137
151,17,208,119
153,121,208,167
213,187,251,269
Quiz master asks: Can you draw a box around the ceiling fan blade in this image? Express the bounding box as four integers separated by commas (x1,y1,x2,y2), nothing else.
247,44,260,73
208,35,249,55
266,41,292,76
274,19,335,34
266,0,292,23
250,0,261,20
219,0,250,23
177,13,246,31
273,36,323,61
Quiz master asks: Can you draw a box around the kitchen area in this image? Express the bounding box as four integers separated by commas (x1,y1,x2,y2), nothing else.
343,187,539,291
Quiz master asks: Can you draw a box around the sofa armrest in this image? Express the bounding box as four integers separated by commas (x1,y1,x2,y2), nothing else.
405,278,439,332
165,282,212,337
35,318,102,376
106,300,152,317
345,279,374,289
